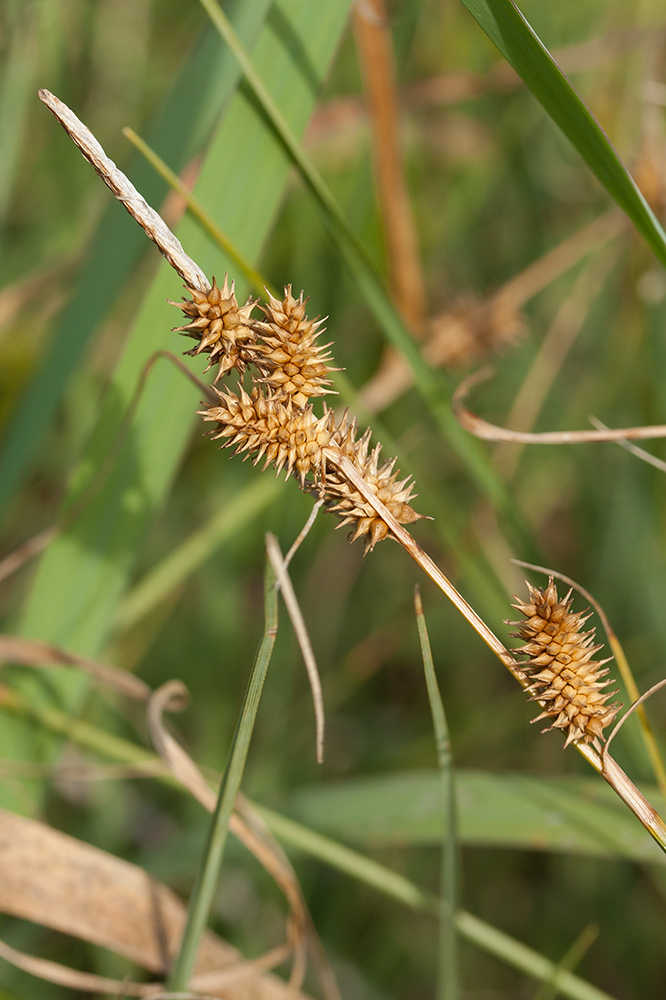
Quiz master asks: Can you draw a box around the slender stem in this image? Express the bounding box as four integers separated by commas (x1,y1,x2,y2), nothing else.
166,559,278,991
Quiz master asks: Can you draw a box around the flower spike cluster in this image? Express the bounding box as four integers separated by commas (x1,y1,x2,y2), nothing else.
509,578,621,747
175,276,424,553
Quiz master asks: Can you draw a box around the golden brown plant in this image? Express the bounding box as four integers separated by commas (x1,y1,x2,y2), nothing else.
188,277,423,553
251,287,337,408
171,275,257,381
510,578,621,747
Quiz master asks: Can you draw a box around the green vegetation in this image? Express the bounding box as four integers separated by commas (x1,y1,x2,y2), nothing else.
1,1,666,997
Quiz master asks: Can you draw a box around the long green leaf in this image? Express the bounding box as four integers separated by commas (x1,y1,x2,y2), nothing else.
283,768,666,865
458,0,666,266
2,0,352,814
0,0,272,518
168,556,278,991
200,0,527,540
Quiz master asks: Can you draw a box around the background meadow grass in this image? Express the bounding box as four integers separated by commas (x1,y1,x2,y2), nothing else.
2,0,666,997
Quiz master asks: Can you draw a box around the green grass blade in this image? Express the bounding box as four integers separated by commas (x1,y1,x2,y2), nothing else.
255,805,616,1000
167,556,278,992
200,0,527,538
3,0,351,814
283,768,666,865
0,0,35,227
415,588,458,1000
458,0,666,266
114,477,281,635
0,0,272,519
0,685,615,1000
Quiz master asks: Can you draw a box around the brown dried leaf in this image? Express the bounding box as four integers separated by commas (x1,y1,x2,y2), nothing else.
0,635,151,701
0,808,309,999
454,367,666,445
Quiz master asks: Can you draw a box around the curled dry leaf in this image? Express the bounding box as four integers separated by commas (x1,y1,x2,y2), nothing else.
0,635,151,701
454,367,666,444
145,680,313,992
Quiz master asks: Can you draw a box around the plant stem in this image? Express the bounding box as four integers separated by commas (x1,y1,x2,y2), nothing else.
166,557,278,991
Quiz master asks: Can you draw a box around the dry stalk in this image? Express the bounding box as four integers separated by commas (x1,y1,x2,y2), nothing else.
454,366,666,445
40,90,666,852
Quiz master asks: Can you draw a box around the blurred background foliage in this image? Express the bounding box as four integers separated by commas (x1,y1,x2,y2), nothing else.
2,0,666,997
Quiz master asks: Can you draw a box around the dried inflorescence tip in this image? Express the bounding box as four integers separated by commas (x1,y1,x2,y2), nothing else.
252,286,338,408
170,275,256,381
509,579,621,747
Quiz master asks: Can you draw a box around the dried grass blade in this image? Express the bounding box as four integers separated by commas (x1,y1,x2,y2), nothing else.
589,416,666,473
0,809,300,998
266,533,325,763
414,587,458,1000
146,689,311,990
454,368,666,444
0,937,161,997
38,90,209,291
147,680,216,811
0,635,151,701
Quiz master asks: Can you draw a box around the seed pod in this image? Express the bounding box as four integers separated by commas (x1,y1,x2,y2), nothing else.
323,411,423,554
200,385,333,487
170,274,256,381
510,579,621,747
252,286,338,408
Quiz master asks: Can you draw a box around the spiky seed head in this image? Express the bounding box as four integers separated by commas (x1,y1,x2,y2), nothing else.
322,410,424,554
509,578,621,747
170,274,257,381
252,286,339,408
200,385,333,486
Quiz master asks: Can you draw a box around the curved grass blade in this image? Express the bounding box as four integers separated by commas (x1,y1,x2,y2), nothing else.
458,0,666,267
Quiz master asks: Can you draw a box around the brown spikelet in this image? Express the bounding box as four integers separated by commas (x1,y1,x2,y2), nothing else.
200,385,333,487
170,274,257,381
252,286,339,408
322,410,424,554
509,579,621,747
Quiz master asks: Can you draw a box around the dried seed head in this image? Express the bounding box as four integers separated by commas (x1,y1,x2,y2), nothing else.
509,579,621,747
322,411,424,554
200,385,333,486
170,275,256,381
252,286,338,408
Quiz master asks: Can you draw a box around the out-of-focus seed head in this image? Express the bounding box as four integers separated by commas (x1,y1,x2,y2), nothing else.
170,275,256,381
509,578,621,747
252,286,339,408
